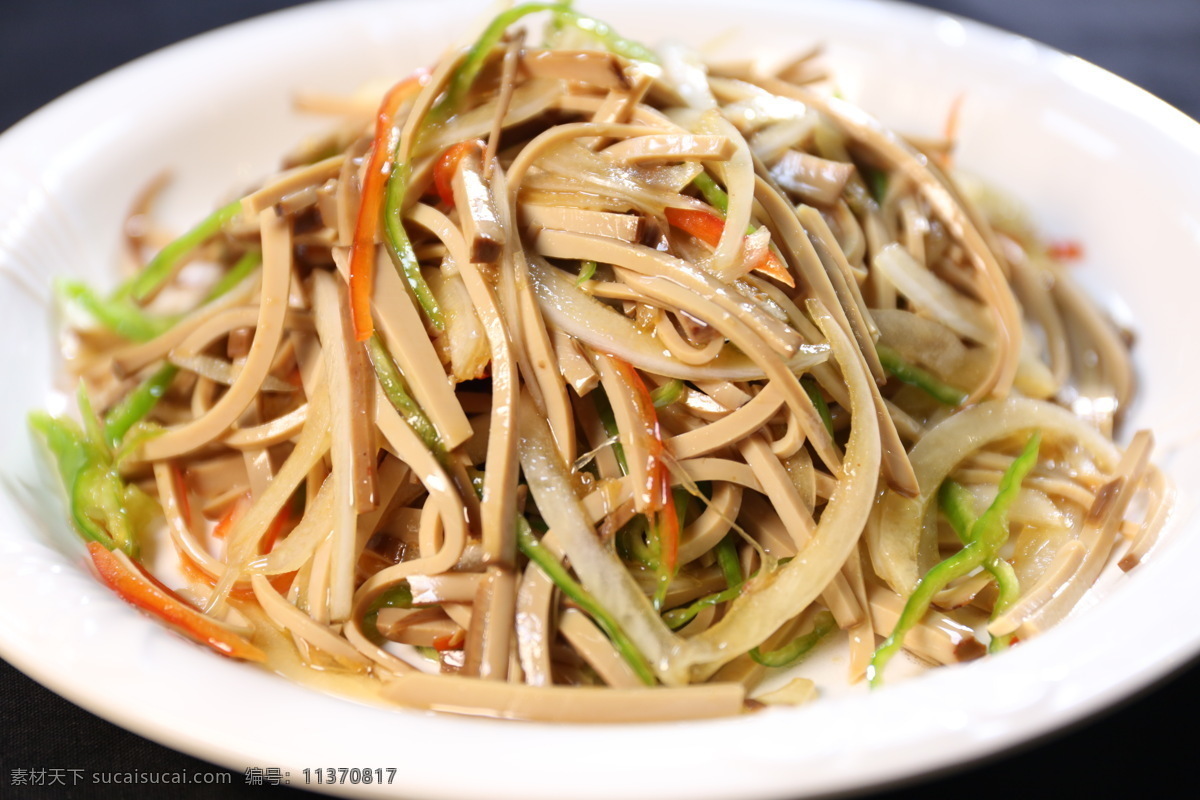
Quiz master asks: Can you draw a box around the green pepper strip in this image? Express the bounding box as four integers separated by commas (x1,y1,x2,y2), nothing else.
692,172,730,215
650,379,684,409
61,246,261,344
939,480,1022,653
801,375,835,439
750,610,837,667
122,198,243,302
575,259,598,286
663,584,740,630
870,432,1041,685
715,534,743,591
381,3,571,332
862,165,889,205
876,343,967,406
366,333,445,459
551,8,660,64
29,409,152,557
201,248,262,304
592,390,628,474
58,281,179,343
438,2,570,119
517,517,656,685
662,533,741,630
381,163,444,331
103,363,179,450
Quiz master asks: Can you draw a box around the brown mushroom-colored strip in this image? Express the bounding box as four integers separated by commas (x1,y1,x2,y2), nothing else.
615,269,840,474
241,155,345,216
1120,464,1173,571
451,146,506,263
758,80,1021,400
462,565,517,680
535,229,801,359
668,383,784,459
522,204,644,242
868,584,985,666
521,49,631,91
331,247,472,449
603,134,734,166
142,210,291,461
384,674,747,721
991,431,1153,638
482,30,525,178
559,608,643,689
770,150,855,206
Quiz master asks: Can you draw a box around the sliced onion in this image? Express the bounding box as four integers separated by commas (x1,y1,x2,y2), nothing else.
528,257,828,381
870,396,1121,594
667,298,881,682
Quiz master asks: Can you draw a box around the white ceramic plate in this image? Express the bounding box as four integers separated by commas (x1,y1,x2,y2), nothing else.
2,1,1199,798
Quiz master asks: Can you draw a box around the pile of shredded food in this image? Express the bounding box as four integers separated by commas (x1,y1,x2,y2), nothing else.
31,2,1173,721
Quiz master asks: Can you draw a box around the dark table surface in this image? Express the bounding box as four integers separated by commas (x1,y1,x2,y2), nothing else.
2,1,1197,798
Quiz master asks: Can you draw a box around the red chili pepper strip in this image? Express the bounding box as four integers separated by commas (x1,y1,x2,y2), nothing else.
432,629,466,652
433,140,484,207
87,542,265,662
348,71,428,342
259,500,293,555
212,493,250,540
664,207,795,288
602,356,679,599
1047,239,1084,262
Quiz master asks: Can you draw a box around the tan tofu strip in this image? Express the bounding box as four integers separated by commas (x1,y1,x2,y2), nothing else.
384,674,745,722
604,134,734,165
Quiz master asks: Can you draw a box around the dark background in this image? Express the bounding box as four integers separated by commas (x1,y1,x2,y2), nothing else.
2,1,1197,798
